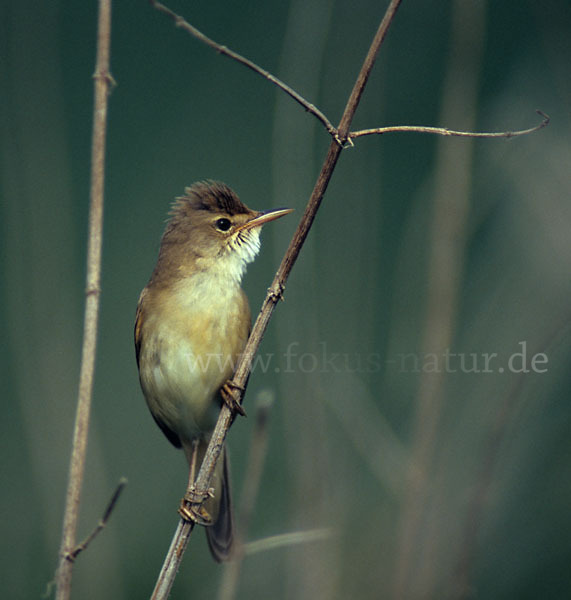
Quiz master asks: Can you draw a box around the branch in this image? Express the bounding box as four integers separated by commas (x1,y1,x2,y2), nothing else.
56,1,113,599
149,0,336,136
150,1,404,597
349,109,549,141
65,479,127,562
150,0,549,149
242,529,333,555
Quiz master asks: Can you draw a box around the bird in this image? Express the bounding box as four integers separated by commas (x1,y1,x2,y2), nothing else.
134,180,292,561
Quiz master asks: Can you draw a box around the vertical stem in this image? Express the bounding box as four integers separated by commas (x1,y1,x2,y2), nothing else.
56,1,113,599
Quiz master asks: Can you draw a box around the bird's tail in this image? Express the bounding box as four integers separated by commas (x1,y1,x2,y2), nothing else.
205,447,234,562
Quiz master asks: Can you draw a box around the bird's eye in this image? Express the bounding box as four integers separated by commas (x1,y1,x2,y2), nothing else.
215,218,232,232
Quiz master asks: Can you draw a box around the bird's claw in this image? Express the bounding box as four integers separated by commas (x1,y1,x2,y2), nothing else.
221,381,246,417
178,485,216,524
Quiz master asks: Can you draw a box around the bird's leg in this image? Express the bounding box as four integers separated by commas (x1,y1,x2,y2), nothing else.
188,439,199,486
178,440,215,525
220,380,246,417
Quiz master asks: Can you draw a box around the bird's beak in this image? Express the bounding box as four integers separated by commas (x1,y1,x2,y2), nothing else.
236,207,294,232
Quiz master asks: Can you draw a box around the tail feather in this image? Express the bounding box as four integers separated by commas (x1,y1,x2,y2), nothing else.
205,449,234,562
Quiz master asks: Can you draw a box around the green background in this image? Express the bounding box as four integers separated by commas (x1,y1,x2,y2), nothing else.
2,0,571,598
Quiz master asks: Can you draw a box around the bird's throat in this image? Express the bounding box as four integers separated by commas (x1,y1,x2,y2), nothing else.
195,229,261,286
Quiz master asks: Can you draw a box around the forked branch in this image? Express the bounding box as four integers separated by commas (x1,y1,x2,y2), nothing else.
151,0,548,145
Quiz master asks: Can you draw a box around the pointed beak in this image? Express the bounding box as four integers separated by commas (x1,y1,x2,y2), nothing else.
236,207,294,232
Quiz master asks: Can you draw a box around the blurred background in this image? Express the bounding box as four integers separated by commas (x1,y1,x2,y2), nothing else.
2,0,571,598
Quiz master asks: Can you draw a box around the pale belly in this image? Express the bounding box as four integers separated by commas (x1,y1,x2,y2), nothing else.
138,282,249,443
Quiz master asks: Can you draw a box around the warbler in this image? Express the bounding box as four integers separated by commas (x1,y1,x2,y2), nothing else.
135,180,291,561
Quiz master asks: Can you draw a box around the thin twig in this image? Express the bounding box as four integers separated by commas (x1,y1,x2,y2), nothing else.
243,529,333,555
56,1,113,599
349,110,549,140
150,0,550,150
149,0,336,136
150,2,404,597
66,478,127,562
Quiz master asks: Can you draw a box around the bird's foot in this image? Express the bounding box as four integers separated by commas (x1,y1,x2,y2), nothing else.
178,501,212,525
221,380,246,417
178,485,215,525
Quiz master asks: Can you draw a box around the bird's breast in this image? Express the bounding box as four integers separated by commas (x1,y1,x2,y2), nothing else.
138,276,250,441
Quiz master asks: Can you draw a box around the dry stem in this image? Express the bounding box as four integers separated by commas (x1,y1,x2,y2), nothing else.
56,1,113,598
350,109,549,140
149,0,546,146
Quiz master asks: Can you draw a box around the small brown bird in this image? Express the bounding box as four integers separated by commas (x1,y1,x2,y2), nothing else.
135,181,292,561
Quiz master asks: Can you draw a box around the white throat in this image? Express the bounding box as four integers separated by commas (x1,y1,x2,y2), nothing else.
214,226,262,285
